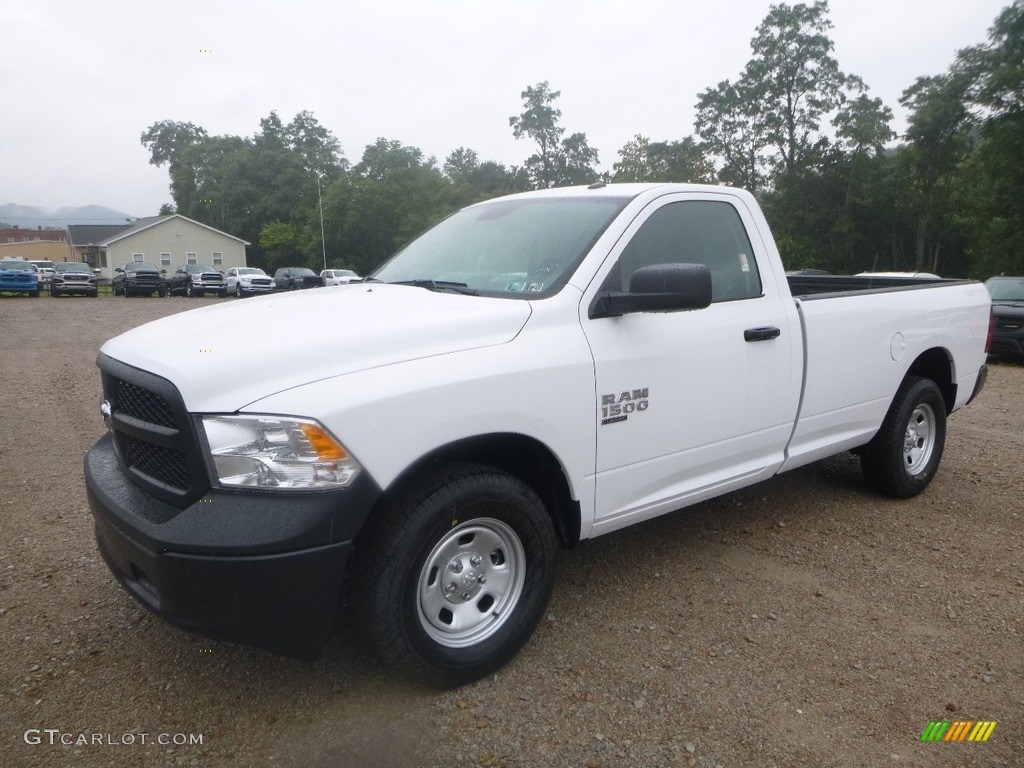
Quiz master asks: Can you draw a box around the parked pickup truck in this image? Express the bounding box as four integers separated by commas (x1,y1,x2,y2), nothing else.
0,257,40,296
84,184,991,686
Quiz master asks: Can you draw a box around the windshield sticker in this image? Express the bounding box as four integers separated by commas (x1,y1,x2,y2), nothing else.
600,388,649,425
739,253,750,272
526,282,544,292
506,281,526,292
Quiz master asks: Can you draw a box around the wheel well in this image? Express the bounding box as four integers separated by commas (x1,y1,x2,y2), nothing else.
382,434,581,548
906,347,956,413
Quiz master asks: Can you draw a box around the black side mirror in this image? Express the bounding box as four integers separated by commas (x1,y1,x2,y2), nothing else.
589,263,712,319
115,267,124,273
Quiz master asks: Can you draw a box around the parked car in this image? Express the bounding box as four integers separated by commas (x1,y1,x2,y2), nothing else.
0,257,39,296
113,263,167,297
225,267,275,298
168,264,227,298
321,268,361,285
84,183,991,686
28,260,57,286
50,262,98,297
274,267,324,290
985,275,1024,361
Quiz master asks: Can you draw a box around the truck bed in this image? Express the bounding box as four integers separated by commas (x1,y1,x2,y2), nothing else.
787,274,973,299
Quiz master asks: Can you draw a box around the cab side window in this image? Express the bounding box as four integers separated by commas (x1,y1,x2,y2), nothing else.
607,201,762,302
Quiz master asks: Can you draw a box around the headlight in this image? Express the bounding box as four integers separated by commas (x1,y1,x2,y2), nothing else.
201,415,361,490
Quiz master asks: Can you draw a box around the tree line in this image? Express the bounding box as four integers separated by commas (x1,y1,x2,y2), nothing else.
141,0,1024,279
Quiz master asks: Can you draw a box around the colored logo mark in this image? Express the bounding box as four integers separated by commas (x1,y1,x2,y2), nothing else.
920,721,997,742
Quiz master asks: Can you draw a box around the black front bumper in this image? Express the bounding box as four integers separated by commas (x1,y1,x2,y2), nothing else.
84,432,380,659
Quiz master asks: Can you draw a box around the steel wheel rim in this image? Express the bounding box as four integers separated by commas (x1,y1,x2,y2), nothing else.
416,517,526,648
903,403,936,475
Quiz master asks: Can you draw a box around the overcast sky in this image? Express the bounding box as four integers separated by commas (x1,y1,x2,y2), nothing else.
0,0,1010,219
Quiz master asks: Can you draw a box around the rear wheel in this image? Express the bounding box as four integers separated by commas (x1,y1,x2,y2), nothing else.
353,463,558,687
860,376,947,498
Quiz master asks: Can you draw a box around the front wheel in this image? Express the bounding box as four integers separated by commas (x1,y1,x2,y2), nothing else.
860,376,947,498
352,463,558,687
234,284,244,298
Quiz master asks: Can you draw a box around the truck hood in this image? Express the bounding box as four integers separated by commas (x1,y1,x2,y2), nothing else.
101,284,532,411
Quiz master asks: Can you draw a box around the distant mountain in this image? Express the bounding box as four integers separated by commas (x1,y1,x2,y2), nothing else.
0,204,135,230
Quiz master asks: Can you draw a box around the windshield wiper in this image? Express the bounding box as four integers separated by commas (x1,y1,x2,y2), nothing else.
390,279,478,295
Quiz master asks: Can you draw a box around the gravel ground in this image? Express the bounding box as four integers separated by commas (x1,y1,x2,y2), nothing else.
1,294,1021,768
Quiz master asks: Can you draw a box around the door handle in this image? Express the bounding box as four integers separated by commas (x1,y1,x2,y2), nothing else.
744,326,781,342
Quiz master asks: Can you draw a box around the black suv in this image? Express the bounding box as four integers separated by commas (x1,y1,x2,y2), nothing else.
273,267,325,290
168,264,227,298
113,263,167,297
986,276,1024,362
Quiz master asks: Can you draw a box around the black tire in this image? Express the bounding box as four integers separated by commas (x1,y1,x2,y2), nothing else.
185,284,194,298
352,463,558,687
860,376,947,498
30,290,40,297
217,289,227,298
158,289,167,298
50,289,59,298
234,284,244,298
89,291,98,298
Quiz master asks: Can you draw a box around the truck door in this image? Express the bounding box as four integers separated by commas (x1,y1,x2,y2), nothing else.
581,193,800,535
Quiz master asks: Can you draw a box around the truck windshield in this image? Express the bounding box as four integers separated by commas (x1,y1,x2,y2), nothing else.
372,196,630,298
1,261,34,271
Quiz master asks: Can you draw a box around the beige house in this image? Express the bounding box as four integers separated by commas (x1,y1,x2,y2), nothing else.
69,215,249,281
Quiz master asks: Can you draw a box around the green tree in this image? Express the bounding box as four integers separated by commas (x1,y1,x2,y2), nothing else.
140,120,210,212
613,135,717,183
696,1,862,190
745,0,863,178
443,148,529,206
509,82,599,188
259,220,299,272
695,79,771,191
140,120,208,166
898,73,973,273
957,0,1024,276
338,139,454,274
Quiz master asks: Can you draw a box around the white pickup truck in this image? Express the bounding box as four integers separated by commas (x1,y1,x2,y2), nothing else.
84,183,991,686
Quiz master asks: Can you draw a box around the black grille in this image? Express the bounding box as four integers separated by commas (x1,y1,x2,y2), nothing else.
123,435,192,491
116,379,176,428
100,355,208,507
